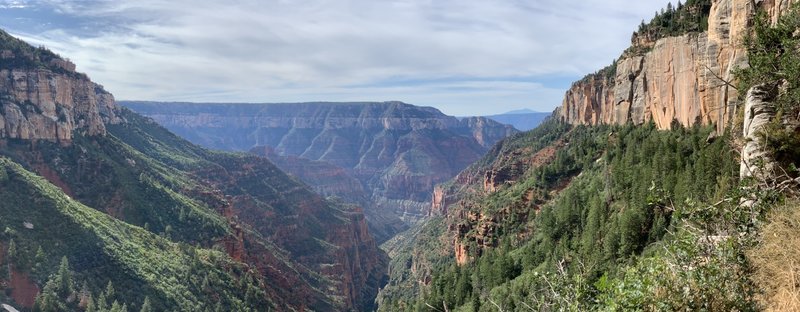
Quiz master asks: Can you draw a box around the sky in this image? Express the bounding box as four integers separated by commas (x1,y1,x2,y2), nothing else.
0,0,674,116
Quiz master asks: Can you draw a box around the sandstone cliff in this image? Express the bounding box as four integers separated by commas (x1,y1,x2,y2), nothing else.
123,101,518,241
0,30,120,143
558,0,796,130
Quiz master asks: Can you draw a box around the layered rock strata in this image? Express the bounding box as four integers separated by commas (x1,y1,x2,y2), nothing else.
558,0,795,131
124,101,518,238
0,32,120,142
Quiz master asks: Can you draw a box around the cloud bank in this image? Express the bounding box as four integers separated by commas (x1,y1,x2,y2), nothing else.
1,0,673,115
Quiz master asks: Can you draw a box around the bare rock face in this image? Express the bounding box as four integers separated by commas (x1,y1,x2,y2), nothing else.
740,84,778,179
763,0,799,24
0,33,120,143
558,0,793,131
560,68,616,125
430,185,448,215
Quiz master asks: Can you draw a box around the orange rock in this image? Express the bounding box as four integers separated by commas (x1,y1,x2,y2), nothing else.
558,0,793,131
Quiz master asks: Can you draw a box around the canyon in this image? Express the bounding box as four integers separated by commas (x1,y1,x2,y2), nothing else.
1,0,798,310
0,29,387,311
123,101,518,242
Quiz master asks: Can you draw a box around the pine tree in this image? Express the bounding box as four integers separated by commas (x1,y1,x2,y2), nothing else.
57,256,73,296
86,294,97,312
7,238,16,263
139,296,152,312
33,246,45,275
37,279,60,312
105,281,116,302
97,291,109,311
110,300,123,312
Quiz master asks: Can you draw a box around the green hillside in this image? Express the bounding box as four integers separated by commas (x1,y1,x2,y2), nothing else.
0,107,388,311
380,116,794,311
0,157,272,311
379,3,800,311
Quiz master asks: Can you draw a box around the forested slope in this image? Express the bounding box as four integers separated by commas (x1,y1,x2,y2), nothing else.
0,29,388,311
378,2,800,310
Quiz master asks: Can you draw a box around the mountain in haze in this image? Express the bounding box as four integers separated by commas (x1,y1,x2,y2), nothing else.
122,101,519,243
483,109,551,131
0,29,387,311
377,0,800,310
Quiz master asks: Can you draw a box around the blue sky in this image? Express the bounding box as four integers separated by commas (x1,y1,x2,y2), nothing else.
1,0,673,116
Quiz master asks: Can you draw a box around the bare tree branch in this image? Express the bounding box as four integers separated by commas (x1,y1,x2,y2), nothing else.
488,298,505,312
424,303,443,312
704,65,738,90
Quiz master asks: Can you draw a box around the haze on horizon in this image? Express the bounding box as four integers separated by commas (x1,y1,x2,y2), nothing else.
1,0,673,116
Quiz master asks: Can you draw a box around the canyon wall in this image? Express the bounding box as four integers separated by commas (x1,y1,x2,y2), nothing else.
0,29,389,310
124,101,518,241
558,0,795,130
0,31,120,143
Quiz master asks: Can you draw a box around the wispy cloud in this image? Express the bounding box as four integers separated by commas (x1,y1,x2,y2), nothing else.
1,0,672,115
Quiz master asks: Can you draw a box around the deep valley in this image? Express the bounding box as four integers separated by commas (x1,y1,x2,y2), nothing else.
1,0,800,311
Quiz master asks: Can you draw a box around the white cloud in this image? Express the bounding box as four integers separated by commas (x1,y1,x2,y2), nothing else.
4,0,674,115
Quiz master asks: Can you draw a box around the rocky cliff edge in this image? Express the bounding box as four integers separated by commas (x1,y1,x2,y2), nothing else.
558,0,796,131
0,30,120,143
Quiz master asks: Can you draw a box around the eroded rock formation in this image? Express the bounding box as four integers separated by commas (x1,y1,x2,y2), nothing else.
558,0,795,131
0,33,120,143
740,84,778,180
124,101,518,239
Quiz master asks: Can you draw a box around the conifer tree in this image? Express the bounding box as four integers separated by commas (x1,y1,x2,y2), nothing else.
110,300,123,312
86,295,97,312
57,256,73,296
33,246,45,275
7,238,16,262
105,281,116,302
139,296,152,312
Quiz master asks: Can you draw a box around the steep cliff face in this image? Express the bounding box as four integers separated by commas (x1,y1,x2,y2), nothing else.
0,31,119,143
764,0,798,23
123,101,518,240
0,30,387,311
558,0,795,130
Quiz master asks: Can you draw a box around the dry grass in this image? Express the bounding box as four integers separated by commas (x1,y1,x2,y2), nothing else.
749,199,800,311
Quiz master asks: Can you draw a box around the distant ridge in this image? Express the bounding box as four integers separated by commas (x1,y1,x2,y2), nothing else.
122,100,518,242
483,110,551,131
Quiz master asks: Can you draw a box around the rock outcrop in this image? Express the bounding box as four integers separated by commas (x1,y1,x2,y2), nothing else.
0,31,120,143
124,101,518,240
764,0,798,24
740,84,778,180
558,0,795,131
